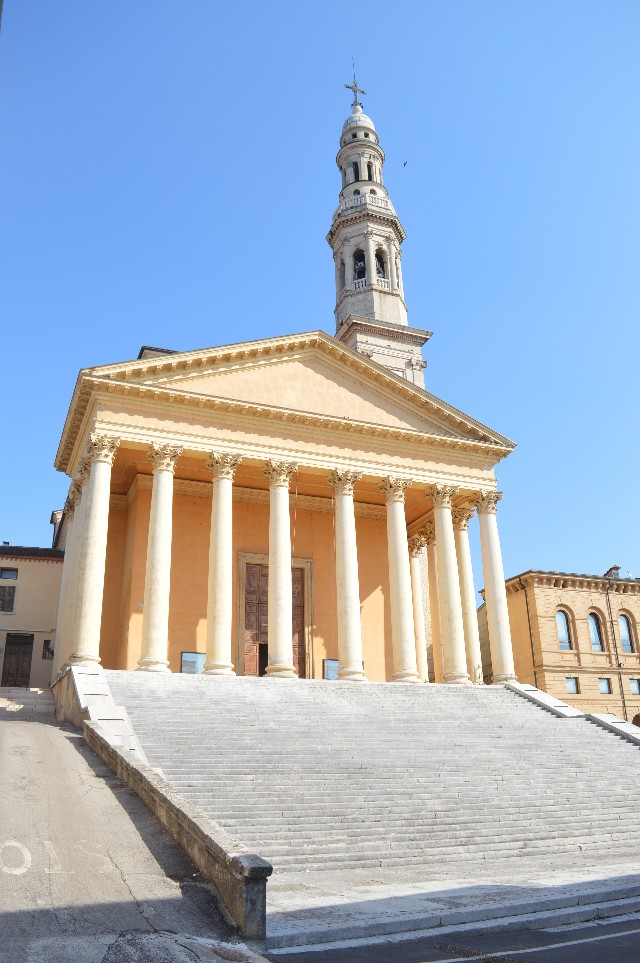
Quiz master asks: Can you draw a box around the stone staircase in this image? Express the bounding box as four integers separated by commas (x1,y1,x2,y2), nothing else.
0,687,55,721
104,672,640,877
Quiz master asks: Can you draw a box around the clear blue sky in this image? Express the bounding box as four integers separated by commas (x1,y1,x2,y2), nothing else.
1,0,638,587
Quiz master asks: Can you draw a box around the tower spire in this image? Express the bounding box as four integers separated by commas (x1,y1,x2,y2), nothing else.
344,68,367,109
326,90,431,386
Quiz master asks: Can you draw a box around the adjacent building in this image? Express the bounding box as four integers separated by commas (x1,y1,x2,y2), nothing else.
478,569,640,722
0,544,64,687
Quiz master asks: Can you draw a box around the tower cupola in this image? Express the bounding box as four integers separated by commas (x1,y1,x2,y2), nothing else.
327,78,431,386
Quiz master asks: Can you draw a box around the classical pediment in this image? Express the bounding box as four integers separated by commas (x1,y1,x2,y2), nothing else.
56,331,514,471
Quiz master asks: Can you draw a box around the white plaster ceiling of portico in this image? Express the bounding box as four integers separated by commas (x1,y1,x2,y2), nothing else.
56,332,515,475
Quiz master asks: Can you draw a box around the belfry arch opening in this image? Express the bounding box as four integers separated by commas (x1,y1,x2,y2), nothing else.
367,162,374,181
353,249,366,281
375,250,386,278
352,161,360,182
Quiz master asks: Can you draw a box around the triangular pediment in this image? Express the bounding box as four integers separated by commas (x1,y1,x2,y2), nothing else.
57,332,514,472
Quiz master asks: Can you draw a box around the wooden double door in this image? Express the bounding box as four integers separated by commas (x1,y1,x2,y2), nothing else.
244,563,306,677
1,634,34,687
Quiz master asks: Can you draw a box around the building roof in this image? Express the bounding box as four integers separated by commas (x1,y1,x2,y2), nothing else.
507,569,640,586
0,546,64,560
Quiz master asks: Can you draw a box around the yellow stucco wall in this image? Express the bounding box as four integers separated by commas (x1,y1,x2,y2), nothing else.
100,482,394,681
0,556,63,688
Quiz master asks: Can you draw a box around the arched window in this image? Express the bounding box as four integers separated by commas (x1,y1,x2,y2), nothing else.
352,161,360,182
353,189,360,196
367,161,374,180
370,189,377,195
353,249,366,281
619,614,635,654
588,613,604,652
375,250,386,278
556,610,572,650
339,260,345,291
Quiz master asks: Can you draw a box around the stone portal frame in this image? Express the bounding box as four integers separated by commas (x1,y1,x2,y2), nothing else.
236,552,314,678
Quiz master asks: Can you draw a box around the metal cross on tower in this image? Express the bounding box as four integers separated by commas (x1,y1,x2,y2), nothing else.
344,72,367,108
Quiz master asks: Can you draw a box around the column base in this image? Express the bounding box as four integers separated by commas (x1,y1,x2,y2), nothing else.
391,670,421,683
66,653,101,667
337,668,368,682
443,672,473,685
265,664,297,679
492,673,517,684
202,663,236,676
137,658,171,673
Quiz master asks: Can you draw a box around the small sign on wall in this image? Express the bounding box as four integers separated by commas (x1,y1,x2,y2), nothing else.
181,651,206,674
323,659,339,681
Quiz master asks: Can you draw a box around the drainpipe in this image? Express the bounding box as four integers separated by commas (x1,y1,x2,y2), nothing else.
604,577,628,721
519,577,539,689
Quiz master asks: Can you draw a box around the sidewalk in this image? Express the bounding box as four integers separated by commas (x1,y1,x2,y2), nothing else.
0,690,267,963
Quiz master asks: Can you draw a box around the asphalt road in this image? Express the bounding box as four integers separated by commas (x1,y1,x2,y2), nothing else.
266,915,640,962
0,712,264,962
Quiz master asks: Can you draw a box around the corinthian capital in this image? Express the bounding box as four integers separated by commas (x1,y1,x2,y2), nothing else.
472,490,503,515
452,507,475,531
75,455,91,485
328,469,362,496
422,521,436,545
264,460,297,488
428,484,458,509
87,433,120,466
379,476,413,503
207,452,243,480
65,483,81,519
148,443,183,474
408,535,426,558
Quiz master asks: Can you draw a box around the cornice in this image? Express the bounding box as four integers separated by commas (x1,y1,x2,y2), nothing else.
55,330,515,474
132,473,386,519
326,210,406,246
508,571,640,597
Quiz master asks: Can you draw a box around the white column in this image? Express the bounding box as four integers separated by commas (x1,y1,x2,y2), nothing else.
138,443,182,672
264,460,297,679
473,491,517,684
424,523,443,682
365,231,376,286
328,470,366,682
380,477,420,682
386,238,397,290
452,508,484,684
408,536,429,683
51,479,83,676
430,485,470,684
396,249,405,299
203,452,242,676
68,434,120,665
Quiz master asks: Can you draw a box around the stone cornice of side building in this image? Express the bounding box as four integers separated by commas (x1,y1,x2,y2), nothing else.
55,331,515,475
504,570,640,597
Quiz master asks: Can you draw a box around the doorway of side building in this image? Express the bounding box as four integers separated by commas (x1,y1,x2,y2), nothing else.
238,554,313,678
1,634,34,687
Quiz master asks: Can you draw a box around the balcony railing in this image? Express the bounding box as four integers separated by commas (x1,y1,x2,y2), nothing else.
344,276,392,293
334,193,395,217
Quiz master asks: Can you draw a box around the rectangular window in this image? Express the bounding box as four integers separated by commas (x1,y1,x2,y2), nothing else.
598,677,612,695
630,679,640,695
565,677,579,694
181,651,205,674
0,568,18,580
42,640,54,660
0,585,16,612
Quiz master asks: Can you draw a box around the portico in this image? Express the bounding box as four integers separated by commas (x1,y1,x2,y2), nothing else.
51,332,516,685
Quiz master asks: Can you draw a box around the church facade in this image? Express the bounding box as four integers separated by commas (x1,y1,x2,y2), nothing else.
51,90,518,688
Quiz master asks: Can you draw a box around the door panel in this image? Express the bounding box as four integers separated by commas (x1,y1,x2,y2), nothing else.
1,635,34,687
244,564,306,677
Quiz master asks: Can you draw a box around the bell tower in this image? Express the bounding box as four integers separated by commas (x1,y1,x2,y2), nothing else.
327,78,430,387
